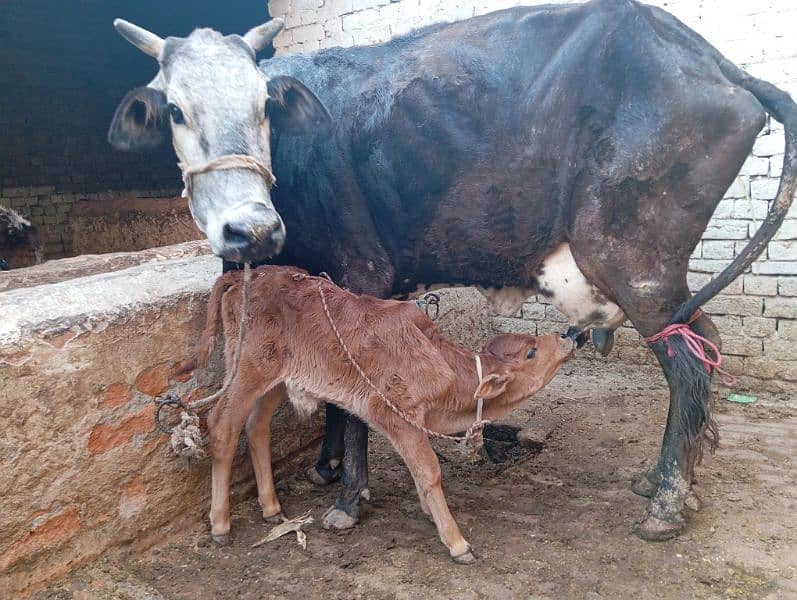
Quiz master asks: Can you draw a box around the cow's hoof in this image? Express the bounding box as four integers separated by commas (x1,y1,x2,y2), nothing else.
684,490,702,512
322,507,358,530
631,467,661,498
632,513,685,541
211,533,231,546
360,487,371,502
263,511,285,524
451,548,476,564
306,464,341,486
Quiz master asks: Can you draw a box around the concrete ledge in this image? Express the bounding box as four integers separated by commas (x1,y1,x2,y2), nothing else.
0,240,211,292
0,254,323,597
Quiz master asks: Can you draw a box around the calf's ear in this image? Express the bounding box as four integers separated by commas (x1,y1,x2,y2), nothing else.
108,86,169,150
267,75,331,135
474,373,513,400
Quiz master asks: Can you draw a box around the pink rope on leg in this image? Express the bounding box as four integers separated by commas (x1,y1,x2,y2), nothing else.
645,309,736,386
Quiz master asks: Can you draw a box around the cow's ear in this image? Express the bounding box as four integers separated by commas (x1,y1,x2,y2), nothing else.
108,86,169,150
474,373,513,401
267,75,331,135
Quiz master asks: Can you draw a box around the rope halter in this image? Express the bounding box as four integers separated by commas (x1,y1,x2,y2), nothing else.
179,154,276,205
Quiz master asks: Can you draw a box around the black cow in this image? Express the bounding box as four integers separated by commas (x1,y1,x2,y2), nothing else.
108,0,796,543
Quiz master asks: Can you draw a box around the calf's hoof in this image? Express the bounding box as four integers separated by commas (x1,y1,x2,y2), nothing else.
306,464,341,486
263,511,285,524
632,512,685,541
451,547,476,564
322,506,359,531
211,533,231,546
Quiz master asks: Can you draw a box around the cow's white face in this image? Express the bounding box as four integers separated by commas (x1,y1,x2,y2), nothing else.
108,19,330,263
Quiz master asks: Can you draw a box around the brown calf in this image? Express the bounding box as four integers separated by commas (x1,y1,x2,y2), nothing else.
197,265,574,562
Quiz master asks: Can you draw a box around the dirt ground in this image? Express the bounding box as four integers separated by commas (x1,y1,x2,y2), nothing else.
37,361,795,600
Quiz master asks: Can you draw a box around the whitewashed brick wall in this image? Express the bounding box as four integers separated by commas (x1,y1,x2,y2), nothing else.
268,0,797,389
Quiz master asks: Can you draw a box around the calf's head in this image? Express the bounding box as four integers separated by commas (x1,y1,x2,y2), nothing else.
475,334,575,404
108,18,330,262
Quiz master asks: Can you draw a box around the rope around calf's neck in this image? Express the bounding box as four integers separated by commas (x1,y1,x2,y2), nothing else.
315,278,489,446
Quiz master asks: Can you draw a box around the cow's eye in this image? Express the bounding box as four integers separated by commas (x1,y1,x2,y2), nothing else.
526,348,537,360
167,103,184,125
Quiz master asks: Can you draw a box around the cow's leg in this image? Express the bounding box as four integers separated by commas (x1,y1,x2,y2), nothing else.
566,84,761,540
632,316,719,540
207,378,265,544
631,311,720,508
306,403,346,485
386,425,473,563
245,383,287,523
318,273,391,527
322,415,370,530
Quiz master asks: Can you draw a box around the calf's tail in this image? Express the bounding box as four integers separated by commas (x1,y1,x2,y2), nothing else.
174,274,237,376
671,65,797,324
195,275,237,370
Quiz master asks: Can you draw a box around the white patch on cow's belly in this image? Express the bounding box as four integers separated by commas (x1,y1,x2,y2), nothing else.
538,244,625,329
410,244,625,327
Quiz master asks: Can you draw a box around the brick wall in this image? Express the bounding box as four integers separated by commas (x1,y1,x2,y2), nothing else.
0,253,322,596
1,187,182,259
268,0,797,388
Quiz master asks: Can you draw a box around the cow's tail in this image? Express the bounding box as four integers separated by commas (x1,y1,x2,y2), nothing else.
671,64,797,324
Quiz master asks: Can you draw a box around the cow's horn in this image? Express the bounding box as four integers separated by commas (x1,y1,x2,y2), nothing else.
113,19,165,59
242,18,284,53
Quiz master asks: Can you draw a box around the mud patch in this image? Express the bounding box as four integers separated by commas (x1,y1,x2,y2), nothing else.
34,362,796,600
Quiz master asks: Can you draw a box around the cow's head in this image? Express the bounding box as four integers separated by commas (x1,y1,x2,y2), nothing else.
108,18,330,262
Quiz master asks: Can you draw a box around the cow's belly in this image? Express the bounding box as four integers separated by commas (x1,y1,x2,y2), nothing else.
413,244,625,330
537,244,626,330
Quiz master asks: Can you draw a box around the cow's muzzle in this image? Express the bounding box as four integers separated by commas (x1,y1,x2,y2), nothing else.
218,204,285,263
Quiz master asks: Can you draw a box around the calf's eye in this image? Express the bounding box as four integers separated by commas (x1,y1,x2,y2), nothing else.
526,348,536,360
167,103,185,125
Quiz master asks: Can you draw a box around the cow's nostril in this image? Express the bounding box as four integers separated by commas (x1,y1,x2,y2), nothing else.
222,222,250,248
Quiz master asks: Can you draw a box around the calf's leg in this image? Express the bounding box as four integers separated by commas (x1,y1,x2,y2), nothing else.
385,425,473,563
207,375,267,543
245,383,287,522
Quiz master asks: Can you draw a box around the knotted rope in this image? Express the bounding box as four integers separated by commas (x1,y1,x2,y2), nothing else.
645,309,736,386
314,275,489,455
179,154,276,203
155,263,252,458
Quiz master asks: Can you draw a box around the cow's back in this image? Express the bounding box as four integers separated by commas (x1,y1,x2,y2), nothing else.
261,0,764,293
